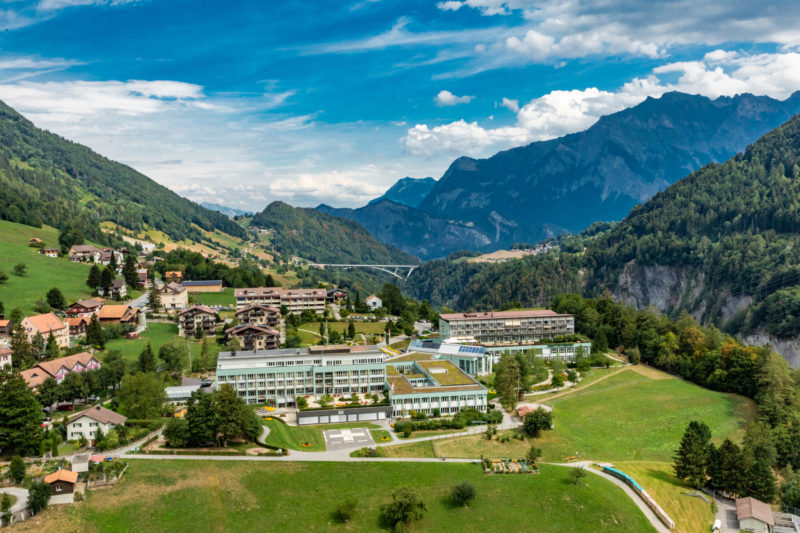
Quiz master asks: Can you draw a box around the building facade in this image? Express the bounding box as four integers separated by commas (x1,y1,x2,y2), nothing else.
224,324,280,351
22,313,70,348
21,352,101,388
159,282,188,311
439,310,575,345
216,344,387,406
66,405,127,445
386,359,487,417
234,287,325,313
178,306,217,337
66,298,104,318
235,304,280,327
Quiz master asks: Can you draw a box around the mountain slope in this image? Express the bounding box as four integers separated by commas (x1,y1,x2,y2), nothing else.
368,177,436,208
200,202,251,218
418,91,800,240
251,201,419,264
0,100,245,242
318,200,493,260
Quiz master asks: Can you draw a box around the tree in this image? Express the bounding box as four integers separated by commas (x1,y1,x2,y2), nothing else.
37,377,59,411
31,332,45,361
60,371,88,403
347,321,356,339
45,333,59,359
27,482,50,515
45,288,66,310
109,250,118,272
716,439,745,496
138,343,157,373
674,421,711,489
334,500,357,524
198,337,211,371
296,396,308,409
0,271,7,284
381,487,426,530
102,350,127,390
87,264,101,289
746,458,777,503
8,455,25,483
214,384,260,447
159,342,188,373
566,370,578,383
86,314,105,349
628,346,642,364
0,371,43,456
526,444,542,464
118,372,165,419
551,374,564,388
451,482,476,507
58,227,84,254
12,263,26,276
122,254,140,289
164,418,189,448
569,466,588,485
10,321,33,370
522,407,553,438
100,267,113,293
149,284,161,312
186,389,218,446
494,354,522,409
1,492,11,523
782,468,800,509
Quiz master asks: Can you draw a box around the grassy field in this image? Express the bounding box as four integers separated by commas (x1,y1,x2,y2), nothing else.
616,461,714,533
535,368,754,462
262,419,381,451
0,220,96,314
33,460,655,532
191,288,234,307
434,431,530,459
100,322,222,366
370,429,392,443
380,440,437,458
304,321,387,335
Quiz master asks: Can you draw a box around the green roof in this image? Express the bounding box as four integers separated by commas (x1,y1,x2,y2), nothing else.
417,360,475,386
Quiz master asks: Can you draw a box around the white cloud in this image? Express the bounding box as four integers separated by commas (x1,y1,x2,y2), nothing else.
268,167,388,204
505,30,555,60
403,50,800,156
37,0,139,11
434,90,474,106
500,97,518,112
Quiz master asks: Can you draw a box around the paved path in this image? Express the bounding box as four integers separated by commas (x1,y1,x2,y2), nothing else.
550,462,671,533
529,366,628,402
713,494,739,533
0,487,28,514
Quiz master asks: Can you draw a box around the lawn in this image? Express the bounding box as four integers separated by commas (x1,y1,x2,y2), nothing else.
370,429,392,443
535,368,755,462
0,219,96,314
100,322,222,366
304,320,387,335
379,440,436,458
191,288,234,307
68,460,655,532
262,418,381,451
434,431,531,459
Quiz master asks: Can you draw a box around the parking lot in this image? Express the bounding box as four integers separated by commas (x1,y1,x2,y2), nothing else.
322,428,374,451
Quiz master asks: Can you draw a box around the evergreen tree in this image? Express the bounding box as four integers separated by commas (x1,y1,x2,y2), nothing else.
45,333,59,359
717,439,745,496
100,267,113,293
45,287,66,309
347,321,356,339
122,254,140,289
86,315,105,349
674,421,711,489
186,389,218,446
199,337,210,371
138,343,157,373
86,264,101,289
746,458,777,503
31,332,45,361
781,468,800,509
10,321,33,370
109,250,118,272
149,284,161,312
494,354,522,409
37,377,59,411
0,370,44,456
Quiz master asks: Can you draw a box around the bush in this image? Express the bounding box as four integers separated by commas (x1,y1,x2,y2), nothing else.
451,482,476,507
27,482,51,515
381,488,426,530
8,456,25,484
522,407,553,438
551,374,564,388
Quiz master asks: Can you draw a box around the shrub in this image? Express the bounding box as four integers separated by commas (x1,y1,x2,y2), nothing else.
522,407,553,438
451,482,476,507
27,481,51,515
334,499,357,523
8,456,25,484
381,488,426,530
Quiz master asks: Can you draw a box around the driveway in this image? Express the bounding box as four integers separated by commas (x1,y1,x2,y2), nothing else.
0,487,29,513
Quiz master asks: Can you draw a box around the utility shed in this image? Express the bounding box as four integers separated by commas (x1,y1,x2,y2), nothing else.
736,496,774,533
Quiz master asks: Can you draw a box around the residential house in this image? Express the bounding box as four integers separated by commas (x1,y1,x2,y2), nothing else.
66,298,104,318
234,287,326,313
326,288,348,304
98,279,127,299
182,280,223,293
44,469,79,495
0,319,12,340
96,248,124,266
0,347,11,368
235,304,280,328
158,282,188,311
136,269,151,288
224,324,280,351
22,313,70,348
39,248,59,257
736,497,774,533
66,316,90,337
66,405,127,446
20,352,101,388
68,244,100,262
28,237,43,246
98,305,139,326
165,271,183,283
366,294,382,310
178,306,217,336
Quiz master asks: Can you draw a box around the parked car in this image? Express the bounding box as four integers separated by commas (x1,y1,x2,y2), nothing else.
88,395,100,402
57,402,74,411
200,378,212,388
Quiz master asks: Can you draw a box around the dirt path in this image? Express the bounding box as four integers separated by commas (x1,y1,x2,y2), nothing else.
538,366,629,403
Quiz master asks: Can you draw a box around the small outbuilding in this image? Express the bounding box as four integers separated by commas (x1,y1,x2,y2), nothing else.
44,469,79,495
736,496,774,533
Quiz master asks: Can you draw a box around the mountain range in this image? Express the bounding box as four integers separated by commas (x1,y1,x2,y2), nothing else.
368,177,436,208
200,202,252,218
325,91,800,259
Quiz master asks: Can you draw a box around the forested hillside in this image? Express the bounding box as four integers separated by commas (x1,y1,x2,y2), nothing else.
0,100,245,242
251,201,419,264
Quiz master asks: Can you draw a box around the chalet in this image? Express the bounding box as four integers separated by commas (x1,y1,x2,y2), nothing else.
96,248,124,266
366,294,382,310
66,316,91,337
98,305,139,326
98,279,127,299
20,352,101,388
0,319,12,340
66,298,104,318
178,306,217,336
69,244,100,262
159,282,188,311
66,405,127,446
182,280,223,293
0,347,11,369
224,324,280,351
39,248,59,257
45,469,79,495
326,288,348,303
28,237,43,246
235,304,280,328
165,271,183,283
22,313,70,348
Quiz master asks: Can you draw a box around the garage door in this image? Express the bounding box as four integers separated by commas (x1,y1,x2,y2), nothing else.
299,416,319,425
358,413,377,421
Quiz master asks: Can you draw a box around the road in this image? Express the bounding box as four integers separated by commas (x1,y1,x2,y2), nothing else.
129,291,149,310
0,487,29,514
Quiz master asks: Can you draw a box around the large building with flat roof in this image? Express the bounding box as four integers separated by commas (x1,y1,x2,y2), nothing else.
234,287,325,314
386,359,487,417
216,344,387,406
439,309,574,345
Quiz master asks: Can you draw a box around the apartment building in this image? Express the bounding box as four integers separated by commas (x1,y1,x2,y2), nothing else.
234,287,325,313
439,310,575,345
216,344,387,406
235,304,280,328
224,324,280,351
178,305,217,337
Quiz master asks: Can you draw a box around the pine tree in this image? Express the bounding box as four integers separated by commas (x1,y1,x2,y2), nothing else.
86,315,105,349
45,333,59,359
348,321,356,339
149,284,161,312
100,267,113,294
31,332,45,361
10,321,33,370
674,421,711,489
0,371,44,455
122,254,139,289
138,343,157,373
46,288,66,309
86,264,101,289
109,250,118,272
717,438,745,496
746,458,777,503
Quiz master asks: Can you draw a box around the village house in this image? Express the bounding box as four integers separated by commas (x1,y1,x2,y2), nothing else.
98,305,140,326
98,279,127,299
224,324,280,351
164,271,183,283
45,469,79,495
736,497,774,533
136,269,151,288
0,318,12,340
39,248,59,257
66,298,104,318
28,237,43,246
68,244,100,262
0,347,11,368
366,294,382,310
178,305,217,337
66,316,91,337
326,288,348,304
22,312,70,348
96,248,124,266
182,280,223,293
21,352,101,388
159,282,188,311
235,304,280,328
66,405,127,446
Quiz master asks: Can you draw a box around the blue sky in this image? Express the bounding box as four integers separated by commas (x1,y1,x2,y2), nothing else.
0,0,799,209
